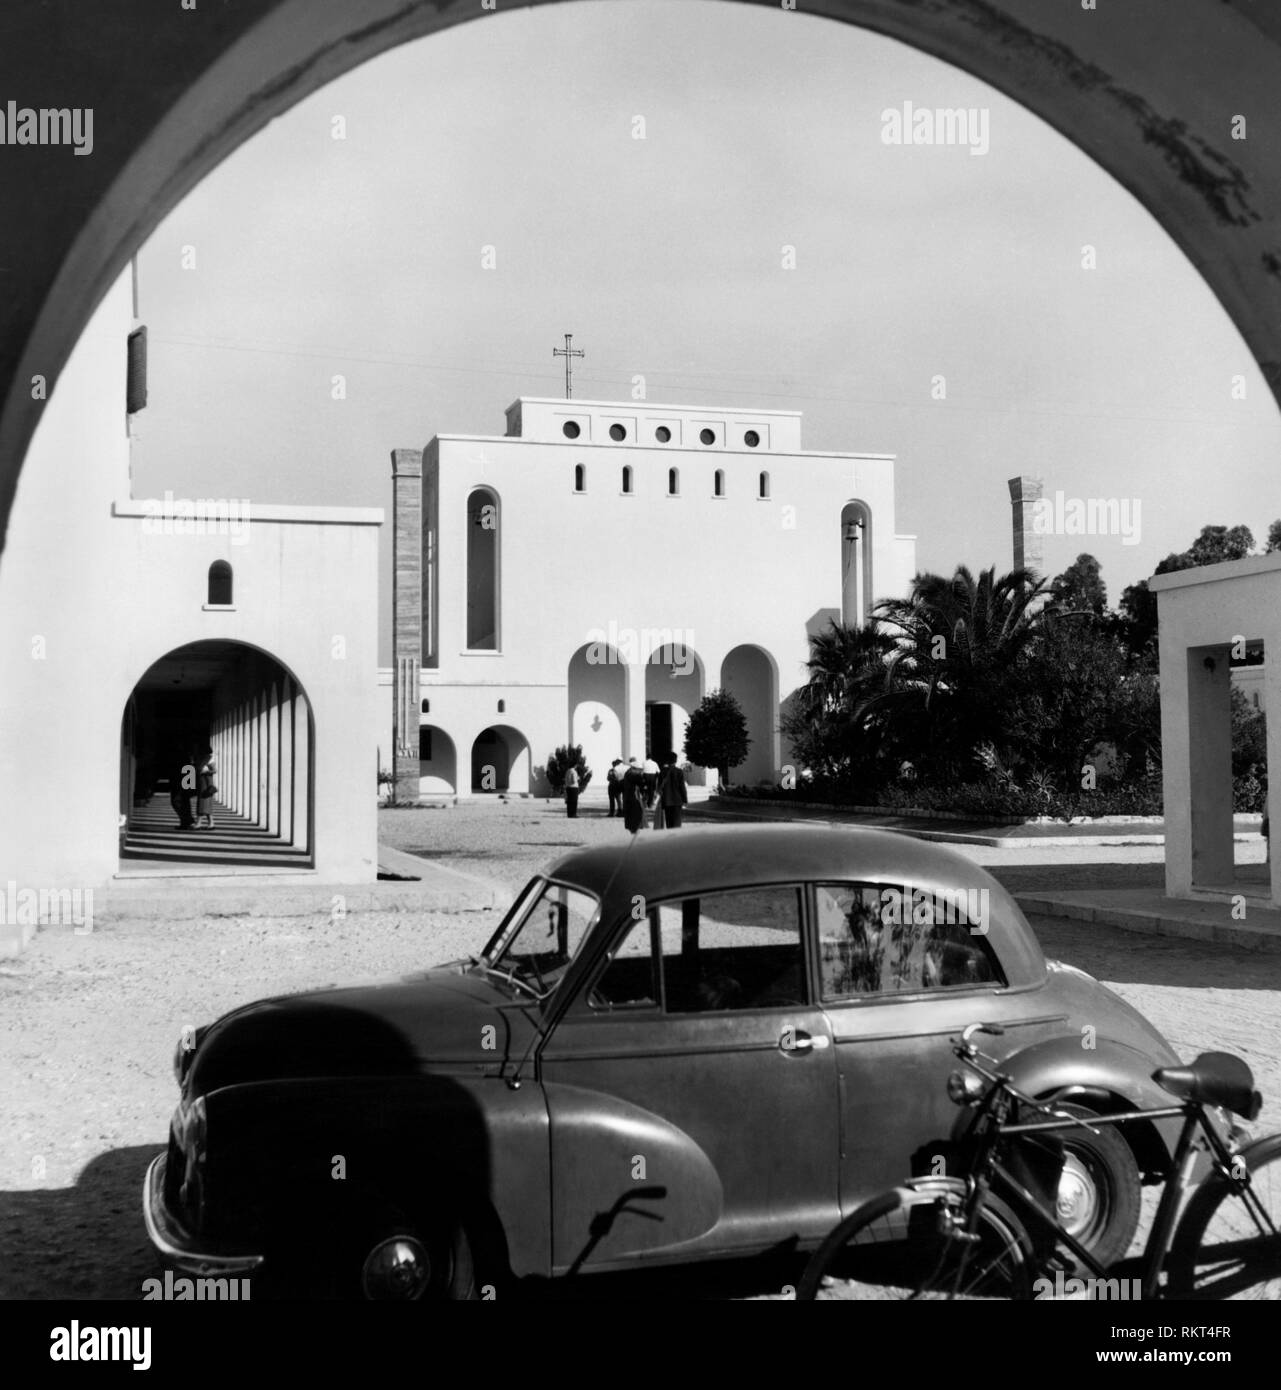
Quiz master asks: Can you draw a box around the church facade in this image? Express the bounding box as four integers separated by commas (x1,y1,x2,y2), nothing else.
381,396,916,800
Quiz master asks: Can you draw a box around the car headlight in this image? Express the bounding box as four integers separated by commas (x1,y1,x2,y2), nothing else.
947,1069,985,1106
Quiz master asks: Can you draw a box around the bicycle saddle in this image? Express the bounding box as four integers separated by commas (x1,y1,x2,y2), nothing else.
1152,1051,1262,1120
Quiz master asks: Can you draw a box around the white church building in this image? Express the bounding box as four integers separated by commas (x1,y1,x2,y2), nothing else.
380,396,917,800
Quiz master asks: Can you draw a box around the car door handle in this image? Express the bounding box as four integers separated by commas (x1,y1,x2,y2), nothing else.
780,1027,830,1054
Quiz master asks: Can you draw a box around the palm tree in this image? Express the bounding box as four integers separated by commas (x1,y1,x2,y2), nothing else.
857,565,1051,778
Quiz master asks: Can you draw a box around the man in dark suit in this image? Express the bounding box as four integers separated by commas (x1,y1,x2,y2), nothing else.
656,752,688,828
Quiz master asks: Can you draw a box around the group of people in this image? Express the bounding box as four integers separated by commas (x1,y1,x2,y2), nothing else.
606,752,688,832
169,747,218,830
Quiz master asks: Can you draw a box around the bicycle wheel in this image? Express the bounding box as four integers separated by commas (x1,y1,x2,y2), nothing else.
1166,1132,1281,1299
797,1177,1033,1301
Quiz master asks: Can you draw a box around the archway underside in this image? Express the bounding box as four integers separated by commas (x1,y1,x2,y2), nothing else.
3,0,1281,564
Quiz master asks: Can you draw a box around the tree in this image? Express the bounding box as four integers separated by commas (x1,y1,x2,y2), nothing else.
781,620,894,784
685,689,751,786
1187,523,1253,566
860,564,1052,780
544,744,591,794
1266,519,1281,554
1050,553,1107,616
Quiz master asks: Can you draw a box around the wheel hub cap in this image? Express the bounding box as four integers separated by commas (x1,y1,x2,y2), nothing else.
1056,1154,1098,1237
361,1235,431,1300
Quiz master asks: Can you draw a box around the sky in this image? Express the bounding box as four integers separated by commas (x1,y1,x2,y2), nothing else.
130,0,1281,664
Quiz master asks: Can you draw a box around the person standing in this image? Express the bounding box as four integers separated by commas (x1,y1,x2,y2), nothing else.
656,752,688,828
621,756,646,834
170,748,196,829
196,749,218,829
564,762,580,819
642,753,660,809
606,759,624,817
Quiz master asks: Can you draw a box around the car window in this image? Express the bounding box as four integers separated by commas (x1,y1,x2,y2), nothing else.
816,882,1004,1000
588,915,659,1010
487,879,600,998
655,885,806,1013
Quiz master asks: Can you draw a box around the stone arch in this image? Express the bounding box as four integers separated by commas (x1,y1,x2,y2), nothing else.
418,722,457,796
119,637,313,871
644,640,707,787
4,1,1281,571
720,643,780,786
470,724,530,794
568,641,628,783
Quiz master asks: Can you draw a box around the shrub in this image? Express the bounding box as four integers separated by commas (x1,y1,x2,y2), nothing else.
545,745,592,795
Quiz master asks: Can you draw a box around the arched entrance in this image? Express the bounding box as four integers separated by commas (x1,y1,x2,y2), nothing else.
120,639,313,871
568,642,627,783
470,725,531,794
419,723,458,796
721,644,779,786
645,641,707,787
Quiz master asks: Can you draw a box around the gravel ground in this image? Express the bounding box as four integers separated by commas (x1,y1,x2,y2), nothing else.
2,800,1278,1301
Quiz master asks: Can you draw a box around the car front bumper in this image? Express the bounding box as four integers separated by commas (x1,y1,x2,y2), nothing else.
143,1153,264,1276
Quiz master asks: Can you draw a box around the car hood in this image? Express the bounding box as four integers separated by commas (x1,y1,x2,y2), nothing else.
185,967,540,1095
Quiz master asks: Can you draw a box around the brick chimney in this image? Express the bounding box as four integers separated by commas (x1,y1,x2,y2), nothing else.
391,448,423,806
1007,475,1044,579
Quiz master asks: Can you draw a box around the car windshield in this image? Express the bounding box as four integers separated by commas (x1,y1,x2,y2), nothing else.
481,878,600,1002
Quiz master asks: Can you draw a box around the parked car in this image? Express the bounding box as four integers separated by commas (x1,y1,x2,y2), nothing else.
144,824,1189,1298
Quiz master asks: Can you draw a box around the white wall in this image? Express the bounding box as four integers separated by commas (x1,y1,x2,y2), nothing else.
0,272,383,952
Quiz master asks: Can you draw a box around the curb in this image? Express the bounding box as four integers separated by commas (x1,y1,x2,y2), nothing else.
1015,894,1281,953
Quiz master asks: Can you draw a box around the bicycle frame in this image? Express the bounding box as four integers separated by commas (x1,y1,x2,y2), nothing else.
956,1045,1273,1299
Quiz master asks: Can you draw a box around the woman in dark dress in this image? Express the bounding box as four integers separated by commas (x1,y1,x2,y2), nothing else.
621,757,646,834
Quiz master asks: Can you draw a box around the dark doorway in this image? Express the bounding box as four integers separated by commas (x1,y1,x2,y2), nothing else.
647,702,674,761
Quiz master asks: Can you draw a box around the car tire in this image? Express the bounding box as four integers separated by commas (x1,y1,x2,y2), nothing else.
1043,1101,1141,1269
349,1207,478,1301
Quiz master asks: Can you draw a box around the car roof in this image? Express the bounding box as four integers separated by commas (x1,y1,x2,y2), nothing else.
544,823,1003,903
541,825,1046,990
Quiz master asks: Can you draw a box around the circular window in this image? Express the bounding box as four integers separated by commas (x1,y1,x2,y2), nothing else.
655,426,671,443
744,430,760,448
699,428,716,446
609,424,626,442
562,421,581,439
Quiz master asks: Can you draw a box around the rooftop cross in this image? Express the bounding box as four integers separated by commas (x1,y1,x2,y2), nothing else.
553,333,584,399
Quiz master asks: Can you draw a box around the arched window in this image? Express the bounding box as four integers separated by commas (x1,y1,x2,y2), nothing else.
497,699,506,713
758,471,770,499
841,500,874,627
713,469,725,498
421,698,430,713
207,560,232,605
574,463,585,493
622,465,633,495
668,467,680,496
466,486,500,650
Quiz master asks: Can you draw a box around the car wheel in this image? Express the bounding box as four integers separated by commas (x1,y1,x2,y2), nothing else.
352,1209,477,1301
1047,1101,1141,1269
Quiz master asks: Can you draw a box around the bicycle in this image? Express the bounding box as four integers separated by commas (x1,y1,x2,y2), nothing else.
797,1022,1281,1300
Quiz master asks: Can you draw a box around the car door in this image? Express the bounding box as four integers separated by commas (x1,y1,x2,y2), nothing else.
813,880,1062,1215
538,882,841,1274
